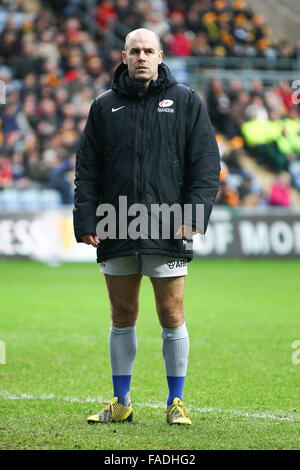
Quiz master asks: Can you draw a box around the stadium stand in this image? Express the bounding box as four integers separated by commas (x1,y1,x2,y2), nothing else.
0,0,300,209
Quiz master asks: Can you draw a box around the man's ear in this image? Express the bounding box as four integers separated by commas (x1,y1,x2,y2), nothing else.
122,51,127,64
158,50,163,64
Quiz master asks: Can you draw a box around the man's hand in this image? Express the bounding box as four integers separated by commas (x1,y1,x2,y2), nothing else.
176,225,197,239
80,234,100,247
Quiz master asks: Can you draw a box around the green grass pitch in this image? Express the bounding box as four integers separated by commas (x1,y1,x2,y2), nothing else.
0,258,299,450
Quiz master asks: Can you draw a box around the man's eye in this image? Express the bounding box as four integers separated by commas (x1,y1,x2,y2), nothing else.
130,49,154,54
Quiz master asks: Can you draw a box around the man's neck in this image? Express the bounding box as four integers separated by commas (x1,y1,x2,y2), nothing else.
129,72,159,95
137,79,151,95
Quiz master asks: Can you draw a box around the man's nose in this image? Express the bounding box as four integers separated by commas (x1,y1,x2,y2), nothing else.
138,51,147,61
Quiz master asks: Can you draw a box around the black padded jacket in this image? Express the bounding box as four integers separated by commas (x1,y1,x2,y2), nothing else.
73,62,220,262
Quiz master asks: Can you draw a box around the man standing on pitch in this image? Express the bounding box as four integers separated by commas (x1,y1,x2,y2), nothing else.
73,28,220,425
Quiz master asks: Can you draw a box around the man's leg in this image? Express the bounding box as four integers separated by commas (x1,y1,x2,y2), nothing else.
105,273,142,406
150,276,190,411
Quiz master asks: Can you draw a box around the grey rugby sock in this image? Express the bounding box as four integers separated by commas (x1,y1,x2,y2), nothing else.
161,322,190,377
109,324,137,376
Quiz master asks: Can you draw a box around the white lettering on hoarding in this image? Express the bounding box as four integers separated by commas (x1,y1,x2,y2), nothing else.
239,221,270,255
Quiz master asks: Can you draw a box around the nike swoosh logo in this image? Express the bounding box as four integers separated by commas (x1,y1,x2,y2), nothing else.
112,106,125,112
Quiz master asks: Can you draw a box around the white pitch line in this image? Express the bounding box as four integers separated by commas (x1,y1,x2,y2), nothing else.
0,391,299,423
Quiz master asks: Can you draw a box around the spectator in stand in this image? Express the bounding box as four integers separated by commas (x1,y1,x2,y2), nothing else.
168,24,192,56
264,84,287,119
192,32,212,56
294,40,300,63
229,90,250,136
245,95,269,121
287,153,300,191
186,6,205,35
0,27,20,66
238,173,252,201
231,0,251,18
277,39,294,59
223,136,244,172
42,149,75,204
250,79,264,99
143,9,170,38
215,166,241,207
277,81,294,112
0,152,13,189
13,41,44,79
11,152,29,189
228,78,243,102
252,13,271,44
207,78,252,138
206,78,233,135
1,103,20,134
96,0,117,31
269,172,292,207
114,0,132,23
168,9,193,56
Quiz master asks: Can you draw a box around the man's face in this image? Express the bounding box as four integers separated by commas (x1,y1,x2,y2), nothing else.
122,31,163,86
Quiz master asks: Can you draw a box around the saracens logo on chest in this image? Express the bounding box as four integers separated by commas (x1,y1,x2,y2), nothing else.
158,99,174,113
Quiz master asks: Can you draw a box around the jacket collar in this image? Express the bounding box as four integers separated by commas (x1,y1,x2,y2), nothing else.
111,62,177,97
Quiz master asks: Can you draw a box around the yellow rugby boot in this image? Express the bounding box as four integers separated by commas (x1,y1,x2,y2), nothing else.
166,397,192,425
87,397,133,424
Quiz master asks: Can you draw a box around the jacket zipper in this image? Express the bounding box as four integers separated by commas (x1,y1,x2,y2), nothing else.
137,97,145,199
135,97,146,254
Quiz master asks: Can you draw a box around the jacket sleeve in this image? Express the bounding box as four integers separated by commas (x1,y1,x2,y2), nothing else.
73,100,102,242
183,90,220,234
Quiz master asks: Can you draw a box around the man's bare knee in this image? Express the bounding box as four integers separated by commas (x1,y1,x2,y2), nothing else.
105,273,142,327
111,302,139,327
157,306,185,328
150,275,185,328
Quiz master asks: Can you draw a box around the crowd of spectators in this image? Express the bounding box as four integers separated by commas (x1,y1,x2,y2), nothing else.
206,76,300,208
0,1,113,204
0,0,299,208
97,0,300,61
